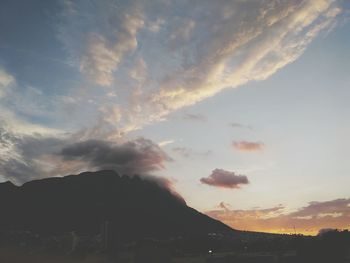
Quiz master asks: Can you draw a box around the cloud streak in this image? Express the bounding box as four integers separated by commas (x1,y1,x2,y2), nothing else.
233,141,264,152
200,169,249,189
229,122,253,130
172,147,212,159
183,113,207,122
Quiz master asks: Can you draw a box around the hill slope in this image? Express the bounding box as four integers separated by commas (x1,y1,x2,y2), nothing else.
0,170,232,244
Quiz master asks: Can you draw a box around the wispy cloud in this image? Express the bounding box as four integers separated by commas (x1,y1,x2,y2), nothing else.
57,0,342,136
0,68,15,98
183,113,207,122
233,141,264,152
229,122,253,130
200,169,249,189
158,139,175,147
172,147,212,159
58,0,144,87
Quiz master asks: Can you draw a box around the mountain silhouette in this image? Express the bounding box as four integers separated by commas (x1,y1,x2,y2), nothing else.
0,170,232,245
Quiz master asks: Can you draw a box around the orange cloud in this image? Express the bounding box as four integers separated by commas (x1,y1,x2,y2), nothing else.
206,198,350,236
232,141,264,152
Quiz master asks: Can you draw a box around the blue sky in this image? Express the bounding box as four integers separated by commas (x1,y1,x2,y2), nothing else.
0,0,349,234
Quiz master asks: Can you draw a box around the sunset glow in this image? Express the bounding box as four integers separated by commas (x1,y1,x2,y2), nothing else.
1,0,349,236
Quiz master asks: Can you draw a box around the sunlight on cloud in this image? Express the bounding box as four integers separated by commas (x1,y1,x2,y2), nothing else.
0,0,343,186
58,0,144,87
56,0,341,137
158,139,175,147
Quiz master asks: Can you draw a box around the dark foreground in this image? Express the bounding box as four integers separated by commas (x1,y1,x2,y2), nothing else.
1,172,349,262
1,229,349,263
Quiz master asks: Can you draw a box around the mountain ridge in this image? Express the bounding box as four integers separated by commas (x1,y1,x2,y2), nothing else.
0,170,233,245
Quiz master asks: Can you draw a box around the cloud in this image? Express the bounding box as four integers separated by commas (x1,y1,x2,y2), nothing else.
232,141,264,152
0,83,66,184
147,17,165,33
206,198,350,235
168,18,195,48
158,139,175,147
0,105,62,136
0,127,182,201
200,168,249,189
207,204,284,221
57,137,179,195
129,57,148,83
289,198,350,219
60,137,172,175
0,127,66,184
56,0,342,136
0,121,172,185
135,0,341,131
172,147,212,158
58,0,144,86
0,68,15,98
229,122,253,130
0,1,343,191
218,201,231,212
0,68,78,130
172,147,192,158
183,113,207,122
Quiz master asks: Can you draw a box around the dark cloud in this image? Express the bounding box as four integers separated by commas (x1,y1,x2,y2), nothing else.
218,201,231,211
58,138,178,195
200,168,249,189
183,113,207,122
60,137,172,175
232,141,264,152
0,127,173,187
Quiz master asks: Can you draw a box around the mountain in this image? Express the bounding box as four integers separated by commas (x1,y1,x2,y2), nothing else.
0,170,232,245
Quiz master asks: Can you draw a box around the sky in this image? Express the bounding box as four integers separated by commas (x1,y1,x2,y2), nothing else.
0,0,349,235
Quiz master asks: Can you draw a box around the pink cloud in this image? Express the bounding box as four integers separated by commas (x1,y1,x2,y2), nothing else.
232,141,264,152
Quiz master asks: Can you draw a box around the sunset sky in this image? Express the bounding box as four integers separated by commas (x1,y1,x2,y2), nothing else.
0,0,349,235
